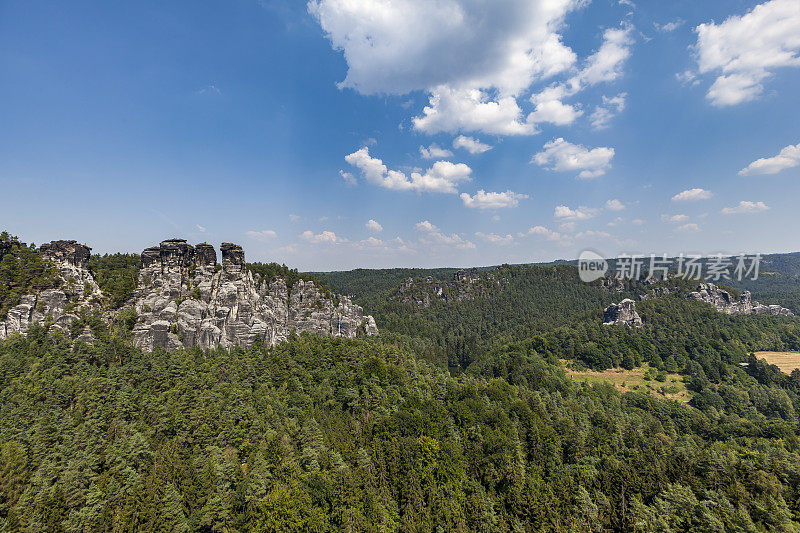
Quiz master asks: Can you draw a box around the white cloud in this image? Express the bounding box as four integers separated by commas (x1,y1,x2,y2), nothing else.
365,219,383,232
345,146,472,193
527,97,583,126
590,93,626,129
309,0,581,96
631,218,645,226
694,0,800,106
575,230,611,239
289,214,301,222
676,223,701,232
460,189,528,209
339,170,358,186
654,19,684,32
528,26,634,129
605,199,625,211
453,135,492,154
246,230,278,242
672,188,713,201
310,1,639,136
533,138,615,178
415,220,475,249
355,236,384,248
739,143,800,175
524,225,565,242
554,205,599,220
419,144,453,159
475,232,515,245
721,200,771,214
413,87,536,135
579,25,635,86
661,214,689,224
196,224,207,233
300,230,346,244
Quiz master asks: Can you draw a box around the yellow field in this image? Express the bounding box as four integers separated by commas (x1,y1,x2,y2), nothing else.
564,362,690,402
755,351,800,374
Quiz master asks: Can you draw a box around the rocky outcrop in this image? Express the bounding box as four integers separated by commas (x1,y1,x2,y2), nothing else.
0,240,98,341
132,239,377,351
395,269,502,308
453,268,479,283
603,299,643,327
688,283,793,316
2,238,378,350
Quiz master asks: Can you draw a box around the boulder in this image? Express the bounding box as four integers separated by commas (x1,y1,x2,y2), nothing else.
603,299,643,327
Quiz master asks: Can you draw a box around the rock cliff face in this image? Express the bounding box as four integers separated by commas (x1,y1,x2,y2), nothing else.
688,283,793,316
132,239,378,351
0,240,99,341
1,238,378,349
603,299,643,327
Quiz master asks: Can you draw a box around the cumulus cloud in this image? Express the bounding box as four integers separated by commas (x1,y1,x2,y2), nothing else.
245,230,277,242
527,96,583,126
654,19,684,32
578,25,635,86
739,143,800,175
365,219,383,232
523,225,565,242
345,146,472,193
413,87,536,135
300,230,346,244
310,1,636,135
661,214,690,223
554,205,599,220
475,232,515,245
605,199,625,211
460,189,528,209
309,0,580,96
533,138,615,178
672,188,713,201
419,144,453,159
575,230,611,239
415,220,475,249
339,170,358,186
590,93,626,129
721,200,771,214
676,223,700,232
693,0,800,106
528,25,634,129
453,135,492,154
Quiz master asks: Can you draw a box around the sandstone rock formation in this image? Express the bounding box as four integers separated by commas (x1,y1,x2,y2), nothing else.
603,299,643,327
132,239,377,351
688,283,793,316
1,238,378,350
0,240,99,341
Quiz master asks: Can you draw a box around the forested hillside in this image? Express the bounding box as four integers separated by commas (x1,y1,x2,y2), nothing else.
4,241,800,530
3,328,800,531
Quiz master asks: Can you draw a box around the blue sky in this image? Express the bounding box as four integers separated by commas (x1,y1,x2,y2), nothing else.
1,0,799,270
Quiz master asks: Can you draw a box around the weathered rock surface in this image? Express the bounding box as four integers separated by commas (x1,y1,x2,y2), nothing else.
0,240,97,341
688,283,794,316
603,299,643,327
132,239,378,351
2,238,378,350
